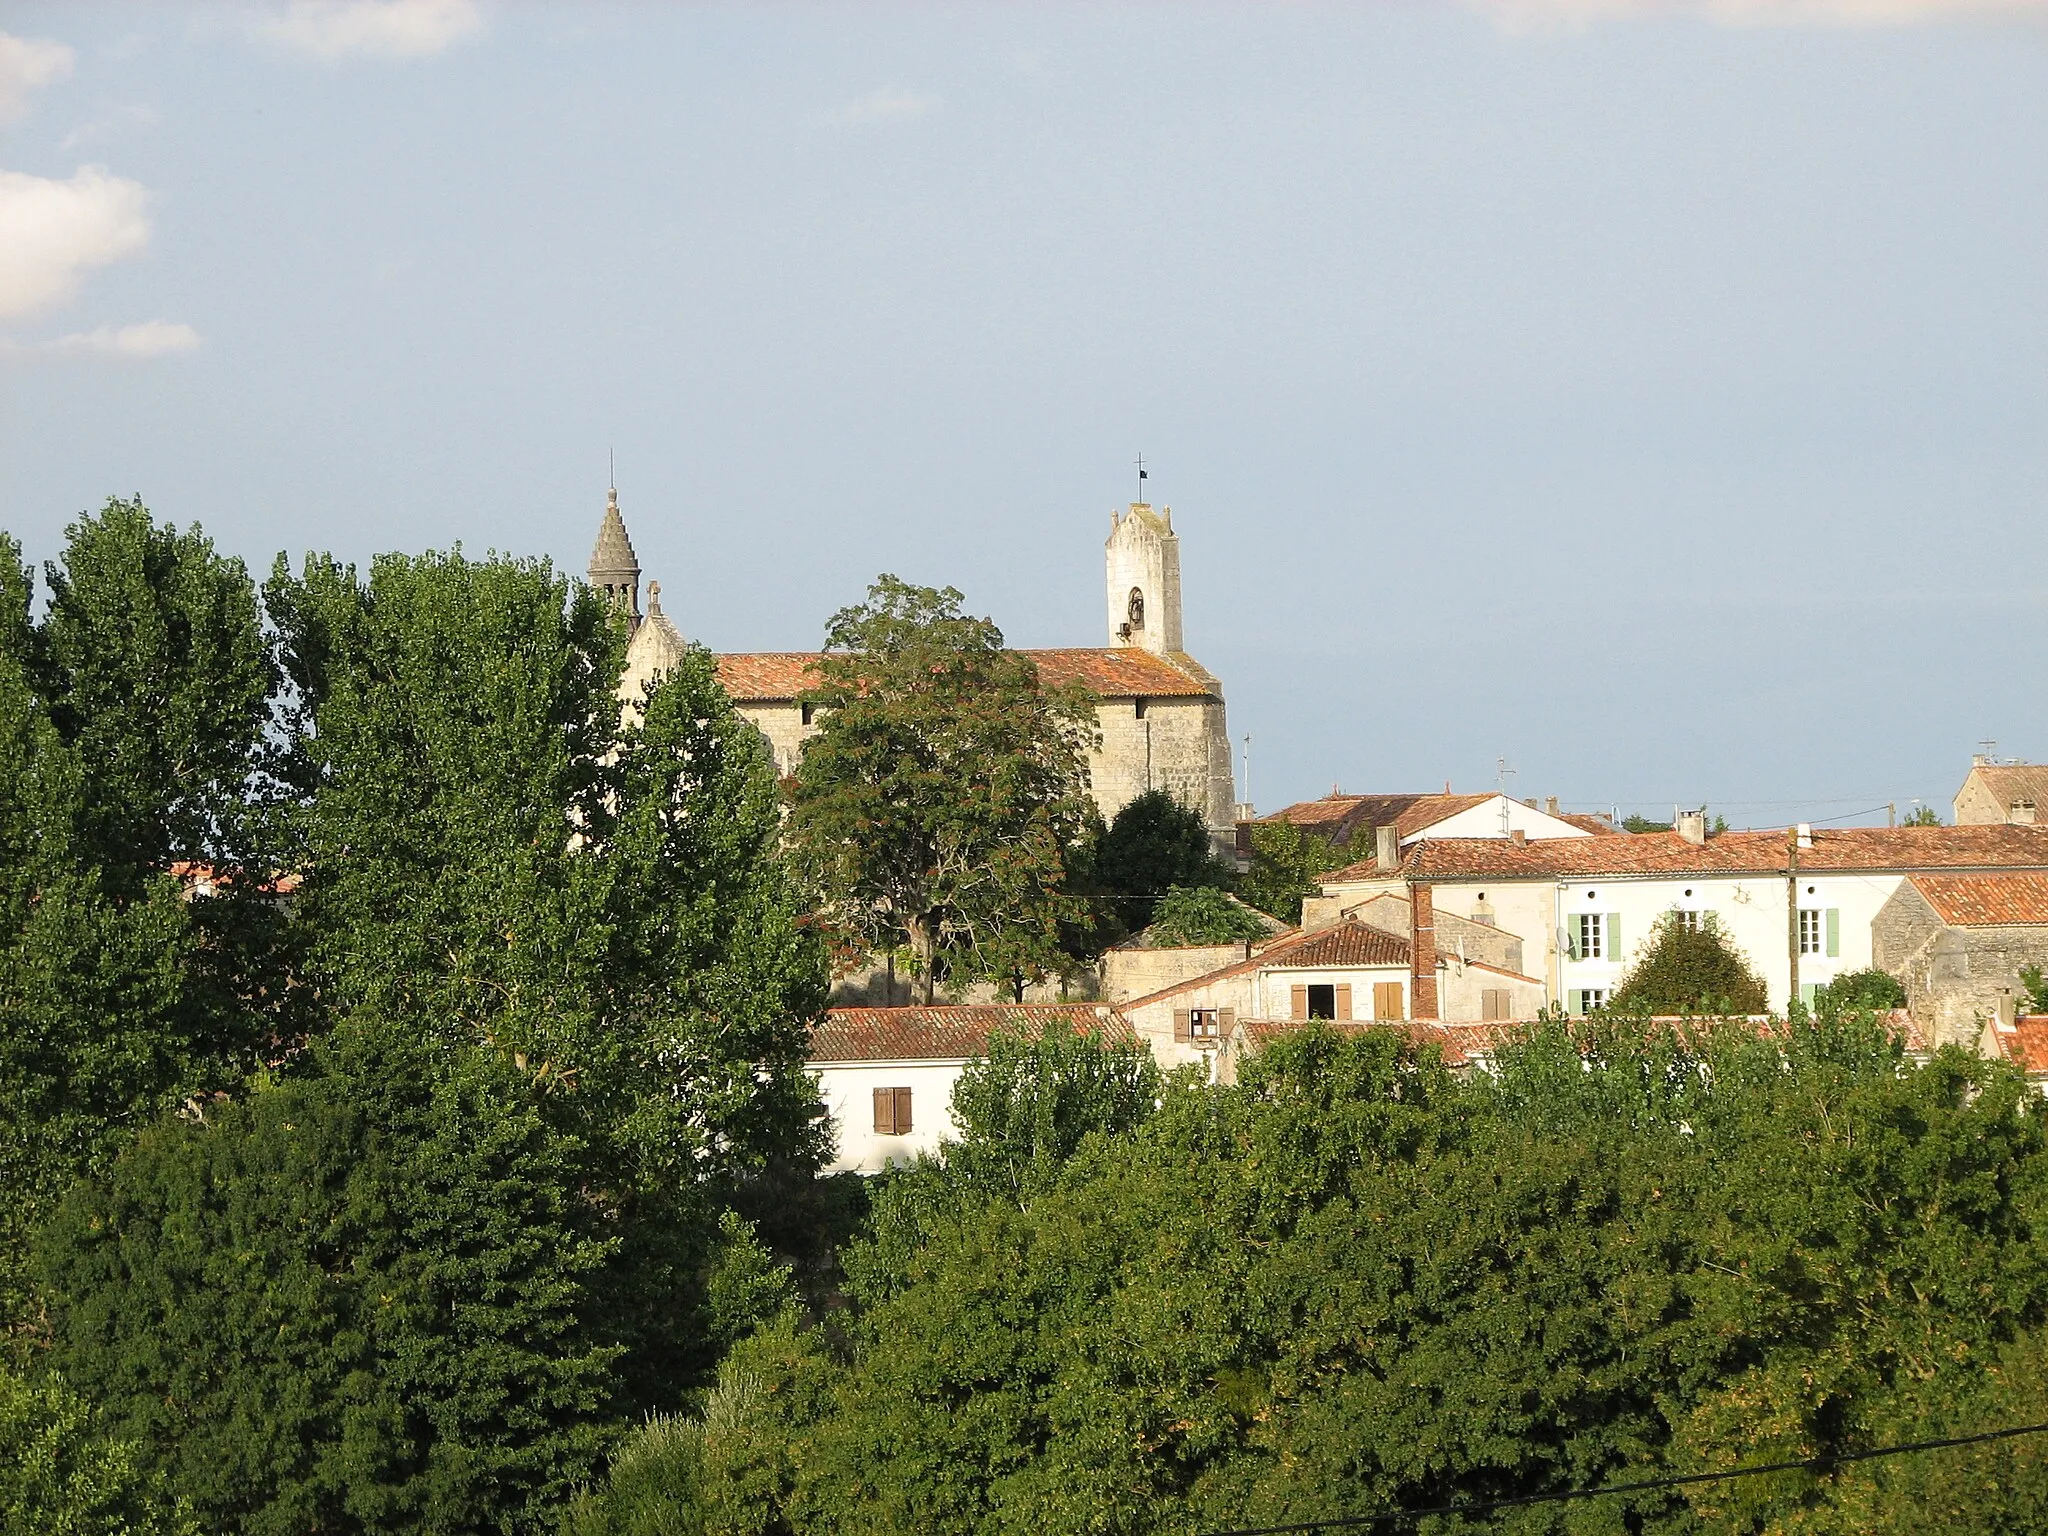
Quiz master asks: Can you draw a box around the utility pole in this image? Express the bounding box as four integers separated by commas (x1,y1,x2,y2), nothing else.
1888,801,1896,828
1787,827,1801,1013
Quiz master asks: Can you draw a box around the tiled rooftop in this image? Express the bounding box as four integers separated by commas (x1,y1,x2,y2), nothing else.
1125,919,1410,1009
1907,872,2048,927
714,647,1217,703
811,1003,1134,1063
1991,1016,2048,1075
1324,824,2048,885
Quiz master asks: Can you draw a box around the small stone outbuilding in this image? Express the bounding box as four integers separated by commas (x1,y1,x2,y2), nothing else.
1872,873,2048,1047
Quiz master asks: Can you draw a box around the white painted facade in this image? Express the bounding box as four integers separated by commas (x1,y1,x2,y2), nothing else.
813,1057,967,1174
1398,795,1596,847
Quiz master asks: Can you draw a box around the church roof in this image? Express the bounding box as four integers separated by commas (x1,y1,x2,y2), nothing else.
588,490,639,579
714,646,1217,703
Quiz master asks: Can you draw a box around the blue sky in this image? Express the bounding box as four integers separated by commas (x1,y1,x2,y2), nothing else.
1,0,2042,824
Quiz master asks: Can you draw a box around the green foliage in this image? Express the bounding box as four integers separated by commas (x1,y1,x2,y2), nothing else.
39,1016,626,1535
783,576,1098,1001
1623,808,1729,835
2022,965,2048,1015
1820,966,1909,1012
1235,818,1370,925
1085,788,1232,938
0,513,278,1329
1901,804,1943,827
0,1362,192,1536
1608,909,1770,1015
1146,884,1270,948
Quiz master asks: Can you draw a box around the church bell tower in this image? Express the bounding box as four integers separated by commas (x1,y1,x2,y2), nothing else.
1106,502,1183,657
588,486,642,631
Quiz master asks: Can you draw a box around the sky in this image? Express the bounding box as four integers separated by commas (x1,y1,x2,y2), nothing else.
1,0,2043,827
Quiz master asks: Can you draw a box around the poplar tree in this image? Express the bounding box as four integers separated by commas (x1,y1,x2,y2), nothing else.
784,576,1098,1003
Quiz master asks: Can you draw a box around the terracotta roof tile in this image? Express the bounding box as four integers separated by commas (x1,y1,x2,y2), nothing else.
1125,920,1409,1009
811,1003,1133,1063
1323,825,2048,885
714,647,1215,703
1992,1016,2048,1075
1964,766,2048,817
1907,873,2048,927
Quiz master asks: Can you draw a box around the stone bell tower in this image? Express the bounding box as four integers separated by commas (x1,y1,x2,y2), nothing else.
1106,502,1183,657
588,486,641,631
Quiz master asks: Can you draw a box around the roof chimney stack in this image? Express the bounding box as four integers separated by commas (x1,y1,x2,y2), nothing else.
1676,808,1707,846
1376,824,1399,872
1545,795,1559,815
1796,822,1814,849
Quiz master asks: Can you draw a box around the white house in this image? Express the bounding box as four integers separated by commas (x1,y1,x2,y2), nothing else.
810,1003,1135,1173
1313,821,2048,1035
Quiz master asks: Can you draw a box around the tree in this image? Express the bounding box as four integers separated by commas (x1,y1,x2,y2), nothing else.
0,1363,192,1536
266,549,830,1411
2024,965,2048,1014
1901,804,1943,827
784,576,1098,1003
0,519,273,1329
1237,819,1367,925
39,1016,626,1536
1146,885,1270,947
1608,910,1770,1015
1086,788,1232,938
1820,967,1908,1012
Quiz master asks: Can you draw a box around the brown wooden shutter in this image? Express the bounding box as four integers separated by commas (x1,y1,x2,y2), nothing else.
1218,1007,1236,1037
1333,984,1353,1021
872,1086,894,1135
1173,1009,1192,1042
1374,981,1404,1020
1291,985,1309,1020
893,1086,913,1134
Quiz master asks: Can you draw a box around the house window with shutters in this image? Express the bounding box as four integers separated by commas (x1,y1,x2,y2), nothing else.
1798,908,1839,957
1481,987,1513,1021
1307,984,1336,1020
1373,980,1405,1020
1175,1006,1234,1045
1575,913,1603,959
1675,909,1702,934
1571,988,1607,1015
872,1086,913,1136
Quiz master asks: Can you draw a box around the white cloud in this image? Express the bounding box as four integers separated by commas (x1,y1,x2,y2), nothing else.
0,166,152,321
1472,0,2047,26
256,0,484,61
837,88,940,126
42,320,201,357
0,31,75,121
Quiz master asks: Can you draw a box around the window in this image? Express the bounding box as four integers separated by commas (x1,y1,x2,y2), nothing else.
1799,908,1823,955
1307,983,1336,1020
1374,981,1405,1020
872,1086,913,1136
1576,913,1604,960
1175,1007,1234,1043
1675,909,1702,934
1481,987,1512,1021
1133,697,1148,720
1573,988,1607,1015
1127,587,1145,631
800,702,816,727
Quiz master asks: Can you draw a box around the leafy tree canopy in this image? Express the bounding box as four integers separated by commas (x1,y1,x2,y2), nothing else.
0,1362,192,1536
784,576,1098,1002
1084,787,1232,940
1609,910,1770,1015
1146,884,1271,947
1821,967,1909,1012
1237,819,1368,924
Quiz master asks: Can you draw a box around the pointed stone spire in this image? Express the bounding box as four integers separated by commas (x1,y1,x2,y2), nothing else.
588,486,641,627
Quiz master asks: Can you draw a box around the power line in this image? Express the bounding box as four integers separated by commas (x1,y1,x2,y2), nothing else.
1201,1419,2048,1536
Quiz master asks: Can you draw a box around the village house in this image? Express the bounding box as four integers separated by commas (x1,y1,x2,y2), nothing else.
809,1003,1134,1173
1954,758,2048,827
1310,819,2048,1039
1099,895,1293,1004
1240,789,1614,864
1873,873,2048,1045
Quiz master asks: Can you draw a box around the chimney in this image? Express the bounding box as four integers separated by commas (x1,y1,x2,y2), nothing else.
2010,800,2038,826
1410,884,1439,1020
1509,829,1526,846
1375,824,1399,872
1545,795,1559,815
1796,823,1814,849
1676,808,1707,846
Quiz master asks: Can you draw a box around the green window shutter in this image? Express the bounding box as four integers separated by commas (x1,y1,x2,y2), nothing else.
1606,913,1621,962
1800,982,1819,1009
1826,908,1840,958
1569,989,1584,1015
1564,924,1579,961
